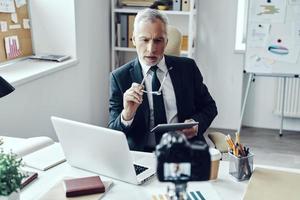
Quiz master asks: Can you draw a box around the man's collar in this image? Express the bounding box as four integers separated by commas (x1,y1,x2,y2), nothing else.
139,56,168,74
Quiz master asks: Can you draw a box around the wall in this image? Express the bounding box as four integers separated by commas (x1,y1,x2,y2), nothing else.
243,76,300,131
0,0,110,140
196,0,244,130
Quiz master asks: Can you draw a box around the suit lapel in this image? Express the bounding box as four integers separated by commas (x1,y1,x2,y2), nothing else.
129,58,150,129
165,56,185,122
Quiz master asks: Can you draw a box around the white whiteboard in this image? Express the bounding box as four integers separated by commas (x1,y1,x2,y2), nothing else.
245,0,300,76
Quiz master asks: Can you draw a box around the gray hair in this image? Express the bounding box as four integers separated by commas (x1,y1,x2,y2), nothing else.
133,8,169,35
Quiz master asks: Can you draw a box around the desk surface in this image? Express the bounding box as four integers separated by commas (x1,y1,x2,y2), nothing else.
20,150,300,200
20,151,236,200
2,136,299,200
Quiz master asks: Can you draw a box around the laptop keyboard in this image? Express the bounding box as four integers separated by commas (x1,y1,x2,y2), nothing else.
134,164,148,175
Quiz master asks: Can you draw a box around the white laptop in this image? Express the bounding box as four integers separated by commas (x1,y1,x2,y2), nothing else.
51,116,156,185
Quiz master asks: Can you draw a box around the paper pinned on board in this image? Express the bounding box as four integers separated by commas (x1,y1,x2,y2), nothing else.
251,0,287,23
11,12,18,23
4,35,22,59
15,0,26,8
248,23,271,48
23,18,30,29
0,21,8,32
0,0,15,13
9,24,21,29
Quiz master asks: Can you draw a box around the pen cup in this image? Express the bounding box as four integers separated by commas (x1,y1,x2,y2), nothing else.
229,152,254,181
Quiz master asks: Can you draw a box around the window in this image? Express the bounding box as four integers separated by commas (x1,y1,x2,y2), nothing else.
0,0,77,86
235,0,248,52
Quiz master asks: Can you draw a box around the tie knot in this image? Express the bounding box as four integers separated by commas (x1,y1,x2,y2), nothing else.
150,65,158,72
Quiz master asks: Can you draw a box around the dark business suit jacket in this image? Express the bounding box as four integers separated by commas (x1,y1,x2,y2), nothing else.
109,55,217,151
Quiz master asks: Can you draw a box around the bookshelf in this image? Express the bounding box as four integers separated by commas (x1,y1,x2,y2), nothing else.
111,0,197,70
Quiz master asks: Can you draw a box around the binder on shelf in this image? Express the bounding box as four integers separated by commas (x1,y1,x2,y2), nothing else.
116,23,121,47
121,0,154,7
128,15,136,48
120,14,128,47
181,0,190,11
173,0,181,11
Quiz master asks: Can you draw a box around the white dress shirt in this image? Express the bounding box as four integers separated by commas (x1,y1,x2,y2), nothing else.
121,56,179,146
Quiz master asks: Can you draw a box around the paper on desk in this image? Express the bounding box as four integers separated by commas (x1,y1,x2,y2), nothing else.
38,179,113,200
0,136,54,157
23,143,66,171
150,182,221,200
243,167,300,200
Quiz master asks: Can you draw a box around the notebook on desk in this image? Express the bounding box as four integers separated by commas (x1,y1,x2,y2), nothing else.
22,143,66,171
51,116,156,185
243,167,300,200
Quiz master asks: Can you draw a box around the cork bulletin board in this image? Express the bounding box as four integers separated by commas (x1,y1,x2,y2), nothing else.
0,2,32,62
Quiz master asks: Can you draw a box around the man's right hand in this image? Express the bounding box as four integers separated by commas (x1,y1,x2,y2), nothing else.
122,83,144,121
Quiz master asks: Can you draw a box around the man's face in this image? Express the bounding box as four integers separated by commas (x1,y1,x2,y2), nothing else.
132,19,168,66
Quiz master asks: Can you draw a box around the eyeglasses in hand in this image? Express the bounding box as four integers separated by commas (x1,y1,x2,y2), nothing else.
140,67,172,96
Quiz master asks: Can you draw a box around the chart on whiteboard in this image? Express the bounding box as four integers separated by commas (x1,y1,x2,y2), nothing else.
245,0,300,75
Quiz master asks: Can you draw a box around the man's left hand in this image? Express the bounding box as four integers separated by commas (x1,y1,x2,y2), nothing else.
181,119,198,139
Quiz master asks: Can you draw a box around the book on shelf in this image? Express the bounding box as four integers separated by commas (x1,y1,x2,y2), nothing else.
173,0,181,11
0,136,66,171
127,14,136,48
120,0,154,7
116,23,121,47
181,0,190,11
120,14,128,47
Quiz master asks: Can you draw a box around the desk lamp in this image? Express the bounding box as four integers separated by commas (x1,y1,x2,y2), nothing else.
0,76,15,98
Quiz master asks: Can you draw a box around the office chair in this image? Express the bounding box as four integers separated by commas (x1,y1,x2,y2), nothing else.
208,132,228,153
165,25,182,57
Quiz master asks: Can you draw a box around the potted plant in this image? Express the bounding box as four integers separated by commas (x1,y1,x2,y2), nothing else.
0,149,24,200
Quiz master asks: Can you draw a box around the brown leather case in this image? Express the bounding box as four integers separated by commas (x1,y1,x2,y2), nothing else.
63,176,105,197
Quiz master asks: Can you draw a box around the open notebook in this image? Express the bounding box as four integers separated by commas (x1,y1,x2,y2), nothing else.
0,136,66,171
